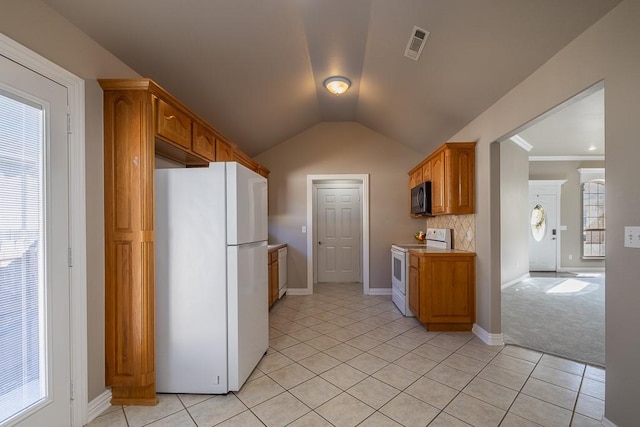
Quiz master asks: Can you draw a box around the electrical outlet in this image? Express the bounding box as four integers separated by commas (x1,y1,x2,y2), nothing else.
624,226,640,248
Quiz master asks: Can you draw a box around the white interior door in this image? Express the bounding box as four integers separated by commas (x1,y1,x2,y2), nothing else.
0,55,70,426
529,193,558,271
316,187,361,283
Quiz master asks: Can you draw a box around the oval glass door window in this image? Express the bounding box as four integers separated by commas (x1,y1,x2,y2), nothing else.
531,203,546,241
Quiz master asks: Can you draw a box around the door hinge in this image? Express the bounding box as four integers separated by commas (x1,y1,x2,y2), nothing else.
67,113,72,134
70,381,74,400
68,247,73,267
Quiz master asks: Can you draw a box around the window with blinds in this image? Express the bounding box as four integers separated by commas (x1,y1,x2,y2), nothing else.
0,90,46,423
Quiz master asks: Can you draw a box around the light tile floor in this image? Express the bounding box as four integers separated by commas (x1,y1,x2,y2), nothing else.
88,283,606,427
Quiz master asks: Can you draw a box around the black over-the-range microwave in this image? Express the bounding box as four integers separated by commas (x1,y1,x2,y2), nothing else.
410,181,432,216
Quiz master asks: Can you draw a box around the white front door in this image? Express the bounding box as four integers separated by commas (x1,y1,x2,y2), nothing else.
529,193,558,271
0,54,71,426
316,187,361,283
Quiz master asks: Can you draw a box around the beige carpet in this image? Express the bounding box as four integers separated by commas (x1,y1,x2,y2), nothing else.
501,272,605,367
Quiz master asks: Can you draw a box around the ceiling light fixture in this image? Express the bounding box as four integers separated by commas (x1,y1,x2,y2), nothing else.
324,76,351,96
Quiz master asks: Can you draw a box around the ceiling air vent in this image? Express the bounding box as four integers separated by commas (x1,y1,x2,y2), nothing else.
404,25,430,61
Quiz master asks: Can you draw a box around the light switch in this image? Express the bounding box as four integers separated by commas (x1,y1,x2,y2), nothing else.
624,226,640,248
301,226,307,234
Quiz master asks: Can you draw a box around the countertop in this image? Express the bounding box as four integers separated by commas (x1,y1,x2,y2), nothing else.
408,248,476,256
267,243,287,252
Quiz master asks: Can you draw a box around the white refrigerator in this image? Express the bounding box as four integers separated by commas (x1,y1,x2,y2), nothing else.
155,162,269,394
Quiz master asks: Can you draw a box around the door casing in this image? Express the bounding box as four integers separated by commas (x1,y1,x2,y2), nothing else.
528,180,566,272
305,174,370,295
0,34,87,426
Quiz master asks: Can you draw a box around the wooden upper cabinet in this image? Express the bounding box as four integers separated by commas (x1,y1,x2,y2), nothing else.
216,138,234,162
445,147,475,214
156,98,192,150
192,122,215,161
408,142,476,216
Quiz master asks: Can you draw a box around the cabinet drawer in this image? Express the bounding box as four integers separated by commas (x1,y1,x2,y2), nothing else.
156,98,192,149
216,139,234,162
192,122,215,161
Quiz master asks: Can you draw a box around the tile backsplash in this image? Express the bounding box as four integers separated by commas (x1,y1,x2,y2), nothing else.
426,214,475,252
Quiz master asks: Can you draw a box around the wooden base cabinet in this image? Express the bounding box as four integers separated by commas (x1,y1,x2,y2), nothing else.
409,252,476,331
269,250,279,308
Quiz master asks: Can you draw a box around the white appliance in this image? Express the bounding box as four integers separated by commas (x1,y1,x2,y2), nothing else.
278,246,287,298
155,162,269,394
391,228,452,316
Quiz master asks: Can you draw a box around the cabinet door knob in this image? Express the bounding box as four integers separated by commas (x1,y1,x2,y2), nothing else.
318,241,322,245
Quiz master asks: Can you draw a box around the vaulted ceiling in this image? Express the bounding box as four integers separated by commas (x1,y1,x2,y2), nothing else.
42,0,620,156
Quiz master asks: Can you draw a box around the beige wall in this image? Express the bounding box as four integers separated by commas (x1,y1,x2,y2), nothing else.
500,141,530,285
0,0,140,401
449,1,640,424
254,122,425,290
529,160,606,270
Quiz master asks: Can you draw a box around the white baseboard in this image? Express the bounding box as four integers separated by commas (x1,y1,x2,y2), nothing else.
602,417,617,427
472,324,505,346
367,288,392,296
87,389,112,423
501,273,530,290
285,288,310,296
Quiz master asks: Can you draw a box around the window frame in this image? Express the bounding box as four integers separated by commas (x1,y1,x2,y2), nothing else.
578,168,605,260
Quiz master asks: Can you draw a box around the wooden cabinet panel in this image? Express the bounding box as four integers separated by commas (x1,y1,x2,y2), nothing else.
446,148,475,214
192,122,215,161
408,257,421,320
156,98,192,149
422,256,475,324
268,250,279,308
430,151,446,214
421,161,432,182
216,138,234,161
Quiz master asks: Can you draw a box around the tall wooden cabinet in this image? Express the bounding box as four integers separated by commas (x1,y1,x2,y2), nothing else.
408,142,476,216
100,79,269,405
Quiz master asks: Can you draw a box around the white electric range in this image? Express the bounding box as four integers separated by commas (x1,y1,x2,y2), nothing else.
391,228,452,316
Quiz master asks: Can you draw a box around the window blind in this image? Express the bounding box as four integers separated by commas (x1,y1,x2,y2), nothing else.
0,90,46,423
